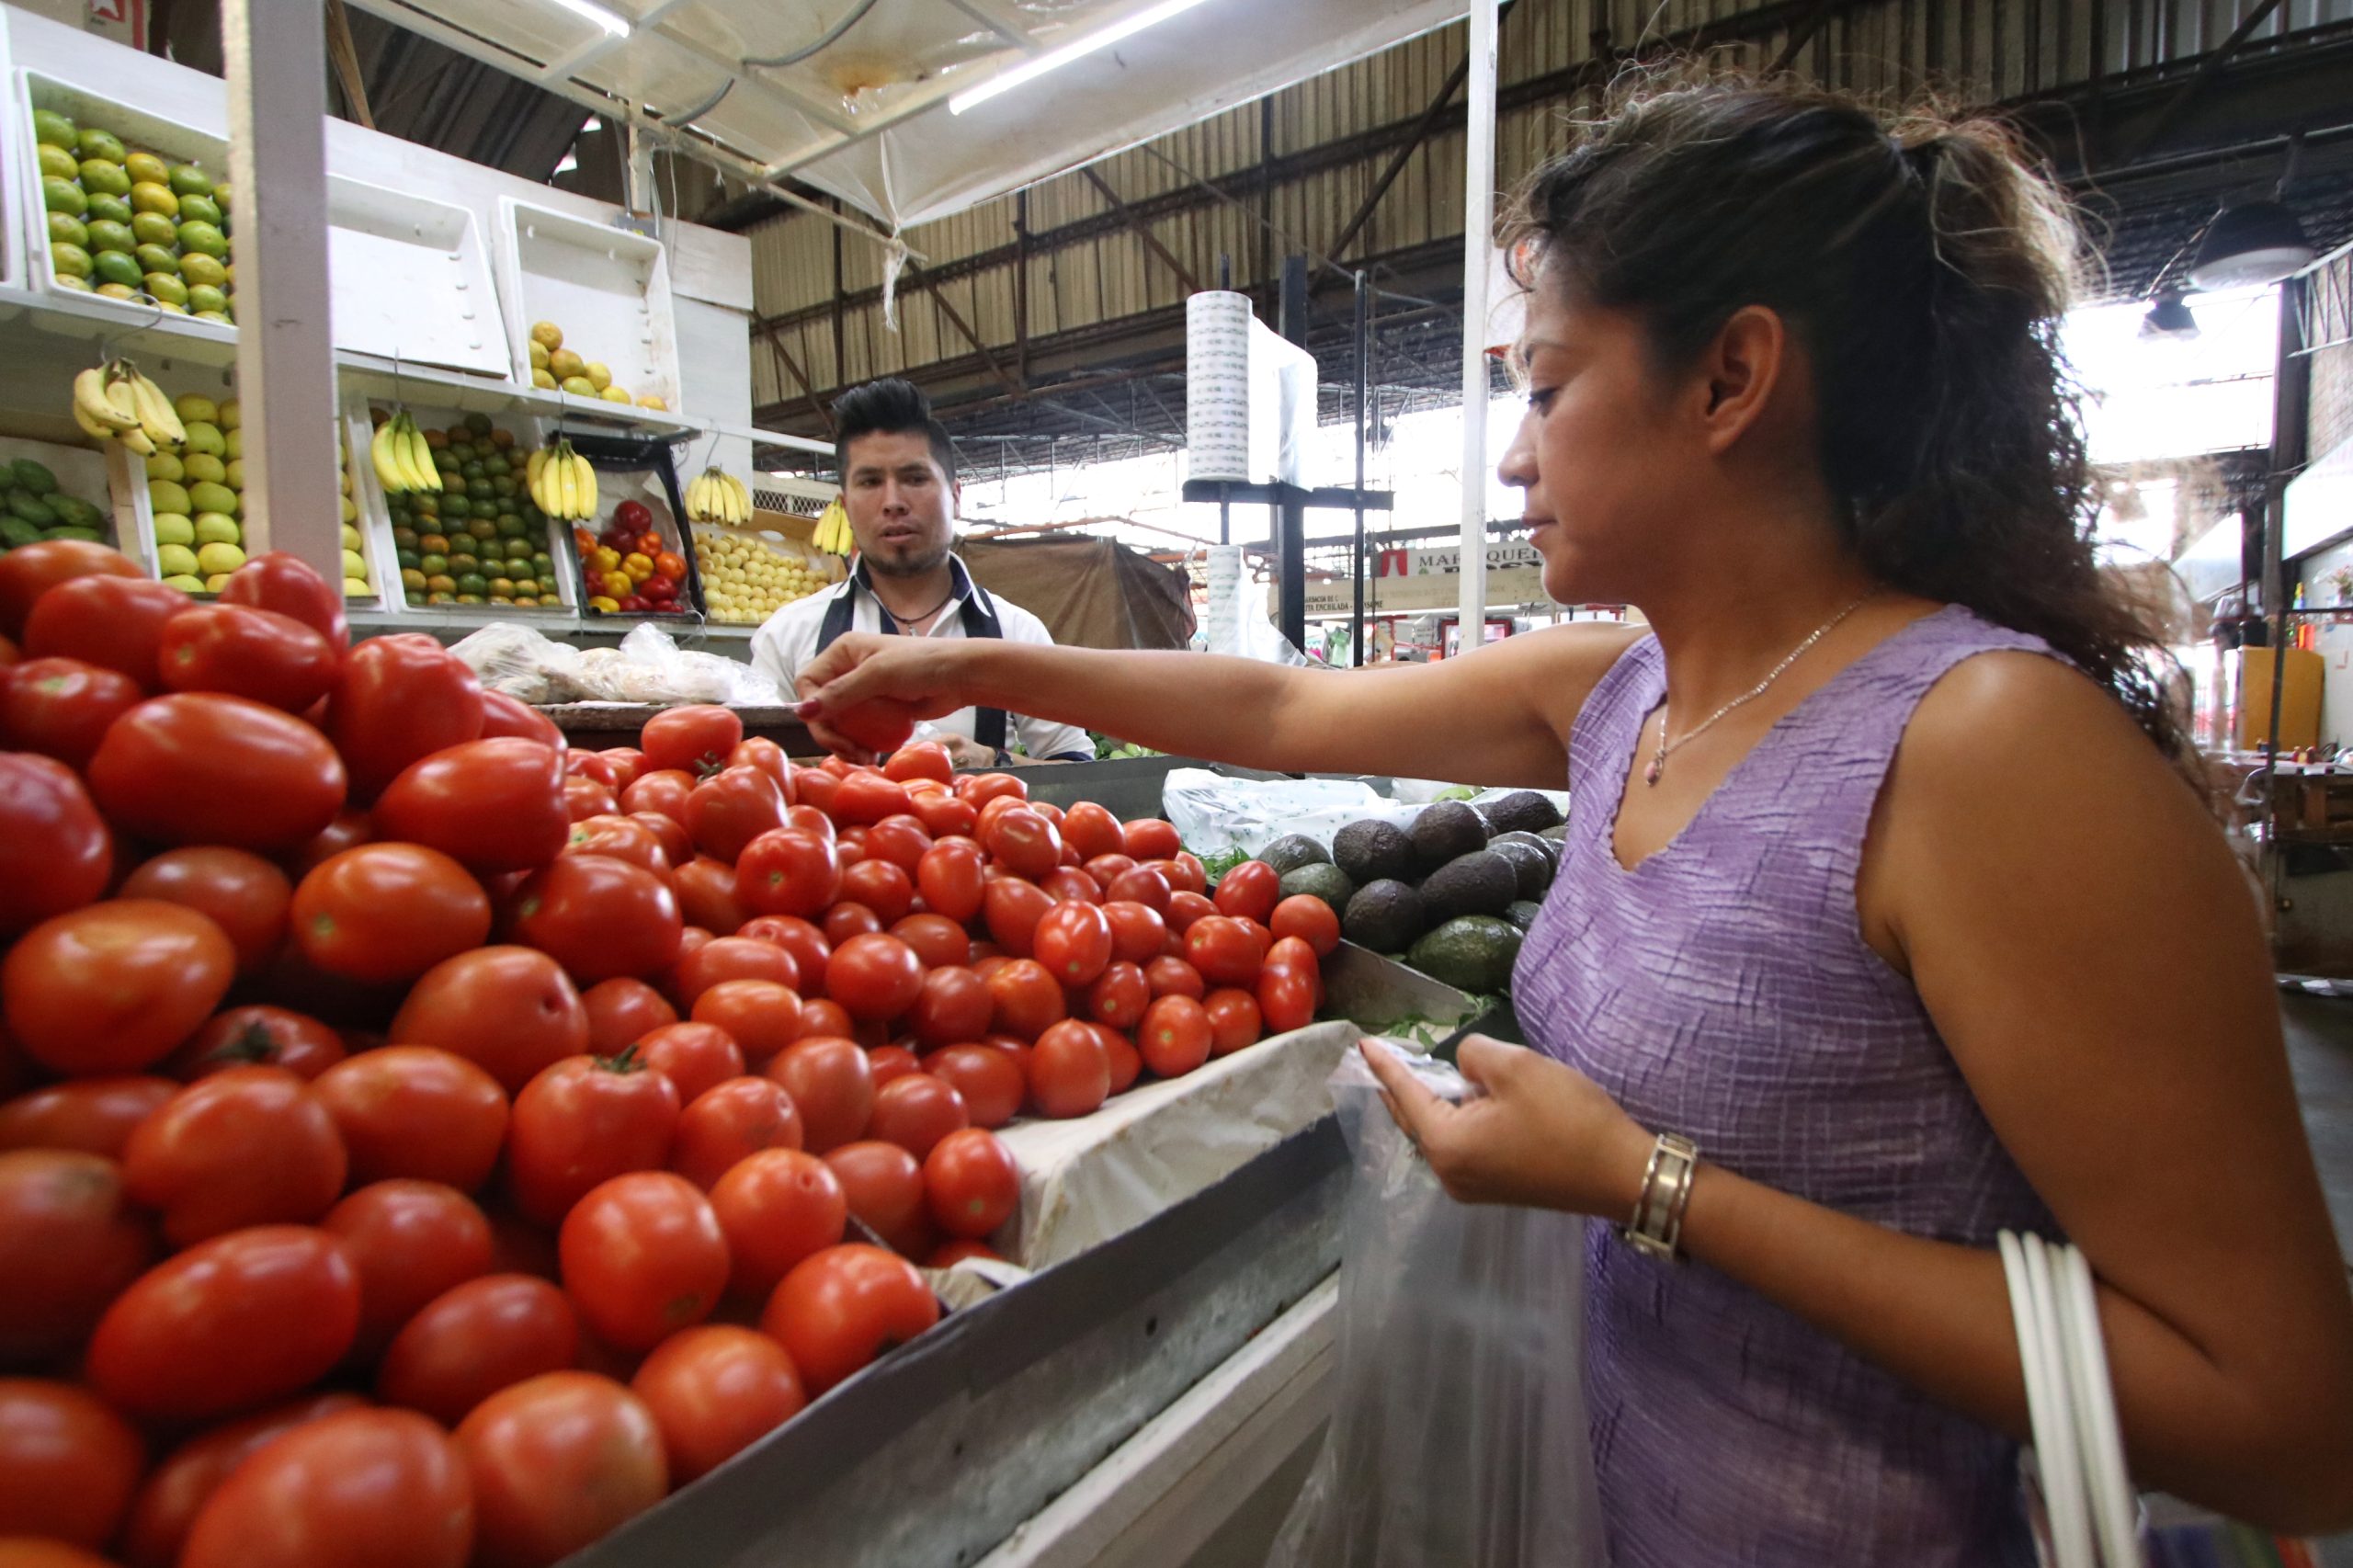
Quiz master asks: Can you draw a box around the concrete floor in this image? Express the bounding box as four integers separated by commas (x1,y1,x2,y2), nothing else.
2269,994,2353,1565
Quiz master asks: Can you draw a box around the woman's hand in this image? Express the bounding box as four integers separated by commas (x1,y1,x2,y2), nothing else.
1359,1035,1654,1218
795,633,976,763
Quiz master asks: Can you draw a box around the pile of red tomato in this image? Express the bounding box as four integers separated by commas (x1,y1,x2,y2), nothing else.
0,537,1337,1568
574,499,688,616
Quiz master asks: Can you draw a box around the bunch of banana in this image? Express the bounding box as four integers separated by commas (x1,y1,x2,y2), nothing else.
685,467,752,525
72,358,184,456
527,438,598,522
811,495,854,556
369,409,443,494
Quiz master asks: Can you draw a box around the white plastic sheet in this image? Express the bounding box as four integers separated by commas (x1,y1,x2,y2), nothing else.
1160,771,1567,858
449,620,786,706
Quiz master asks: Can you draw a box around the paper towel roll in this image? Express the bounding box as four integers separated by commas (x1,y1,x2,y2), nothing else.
1186,291,1255,484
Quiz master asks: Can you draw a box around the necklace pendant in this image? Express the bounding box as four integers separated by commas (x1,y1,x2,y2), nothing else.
1644,755,1664,787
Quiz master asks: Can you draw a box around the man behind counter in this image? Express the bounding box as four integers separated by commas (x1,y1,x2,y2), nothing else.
749,378,1093,767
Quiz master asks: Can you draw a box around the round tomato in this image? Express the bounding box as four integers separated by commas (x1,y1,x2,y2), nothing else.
835,858,911,926
620,767,696,824
883,916,963,974
1211,860,1279,925
0,656,142,769
1026,1020,1109,1119
119,848,291,975
1138,995,1213,1078
89,1224,360,1419
506,854,682,984
121,1392,367,1568
0,1378,144,1548
685,765,787,863
479,689,564,750
292,844,491,984
726,736,790,792
322,1178,494,1356
865,1073,968,1161
1054,801,1120,861
374,738,569,875
0,539,142,640
1259,965,1317,1035
219,550,349,653
822,902,883,946
923,1045,1025,1130
0,1151,153,1367
0,754,109,937
1184,915,1263,988
155,604,338,712
1086,960,1151,1030
90,693,347,850
179,1407,472,1568
1165,890,1218,933
863,816,933,874
164,1006,345,1082
325,634,484,803
1269,892,1343,957
0,1076,175,1157
881,741,952,785
831,771,910,827
822,1141,930,1256
560,1171,727,1351
1097,1022,1142,1095
689,982,800,1066
641,705,742,776
982,876,1052,958
708,1147,845,1300
631,1325,806,1487
1032,901,1113,989
455,1372,666,1568
826,934,923,1024
986,958,1066,1042
564,814,669,879
1143,955,1206,1000
762,1244,938,1394
735,828,839,919
915,844,984,924
667,856,746,937
563,776,617,822
123,1066,347,1246
391,948,587,1096
581,978,676,1055
312,1047,509,1191
1103,865,1171,915
670,1076,802,1190
23,573,189,688
506,1051,681,1227
1120,817,1180,860
983,808,1062,880
376,1274,579,1426
1203,988,1264,1056
907,966,991,1050
5,900,234,1076
923,1128,1017,1240
765,1039,871,1154
670,935,798,1008
632,1020,746,1105
1040,867,1102,904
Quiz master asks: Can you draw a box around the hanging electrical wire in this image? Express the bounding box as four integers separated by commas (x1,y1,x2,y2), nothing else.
742,0,885,70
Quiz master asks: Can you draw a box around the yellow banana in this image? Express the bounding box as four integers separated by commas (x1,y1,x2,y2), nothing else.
117,423,155,457
72,401,117,441
526,446,549,501
554,445,576,519
573,451,597,517
104,373,142,434
74,366,139,433
370,418,408,493
129,370,185,447
408,417,443,494
686,472,710,521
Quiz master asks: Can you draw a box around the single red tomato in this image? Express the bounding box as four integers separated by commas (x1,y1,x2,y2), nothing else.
929,1238,1000,1267
887,914,967,972
282,807,374,879
1099,900,1168,965
736,915,831,992
669,857,747,937
0,1151,153,1367
826,933,923,1024
312,1047,509,1191
923,1045,1025,1129
325,634,483,803
375,1274,579,1426
90,693,347,850
822,902,883,946
1051,801,1118,860
837,858,913,926
1040,867,1102,904
1084,849,1140,888
0,656,142,769
867,1044,922,1088
123,1065,347,1245
727,736,791,790
822,1141,930,1256
915,843,985,923
1265,933,1323,984
881,741,953,785
1138,995,1213,1078
906,789,977,839
0,1076,176,1157
982,876,1053,957
0,753,110,937
1259,965,1317,1035
563,776,617,821
1027,1020,1109,1119
670,1076,802,1190
560,1171,728,1351
88,1224,360,1419
761,1244,937,1395
1165,890,1218,933
1120,817,1181,860
1184,915,1263,988
598,747,646,789
374,738,569,875
641,705,744,776
1086,960,1151,1030
323,1178,494,1353
119,848,292,976
0,539,142,640
219,551,348,653
1103,865,1172,915
830,770,910,827
4,900,234,1076
506,1050,681,1226
1093,1022,1142,1095
794,998,853,1040
479,689,565,749
22,573,190,688
923,1128,1017,1240
566,815,670,880
633,1020,746,1105
165,1005,343,1082
1143,955,1206,1001
391,947,588,1096
790,766,839,818
0,1377,145,1549
292,844,491,984
154,604,338,712
906,966,991,1051
1203,988,1264,1056
1269,893,1343,956
581,978,676,1055
765,1039,871,1153
734,827,840,920
686,765,788,862
620,767,696,824
689,982,800,1066
178,1407,472,1568
986,958,1066,1042
1032,902,1113,989
1211,860,1280,925
866,1073,968,1161
709,1147,845,1300
506,854,682,984
455,1372,666,1568
670,935,798,1009
962,772,1026,807
120,1392,367,1568
631,1325,806,1486
983,808,1062,880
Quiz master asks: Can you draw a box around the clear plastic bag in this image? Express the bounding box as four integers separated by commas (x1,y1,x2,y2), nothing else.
1268,1048,1605,1568
446,622,583,704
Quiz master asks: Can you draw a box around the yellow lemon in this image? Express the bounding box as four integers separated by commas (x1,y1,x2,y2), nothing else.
585,362,611,392
217,398,240,431
193,513,240,547
153,513,195,548
530,321,563,350
195,540,245,575
182,453,226,486
158,542,199,576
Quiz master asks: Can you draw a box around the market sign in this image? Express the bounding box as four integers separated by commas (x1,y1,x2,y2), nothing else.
1283,566,1552,617
1373,542,1542,576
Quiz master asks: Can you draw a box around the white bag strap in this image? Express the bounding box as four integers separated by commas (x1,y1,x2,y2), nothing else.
1999,1231,2145,1568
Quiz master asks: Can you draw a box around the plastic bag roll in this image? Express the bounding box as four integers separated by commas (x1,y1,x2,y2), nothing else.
1186,290,1255,483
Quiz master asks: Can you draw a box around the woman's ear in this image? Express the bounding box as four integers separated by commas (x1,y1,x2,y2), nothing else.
1694,304,1790,455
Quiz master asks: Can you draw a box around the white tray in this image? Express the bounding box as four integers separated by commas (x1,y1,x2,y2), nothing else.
0,430,130,552
326,176,509,379
494,197,678,411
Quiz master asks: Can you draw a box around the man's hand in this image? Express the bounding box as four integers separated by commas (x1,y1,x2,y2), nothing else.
939,734,995,769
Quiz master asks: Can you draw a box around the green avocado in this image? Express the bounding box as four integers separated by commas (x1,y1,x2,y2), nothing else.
1278,861,1356,917
1406,915,1524,994
12,460,59,495
1341,878,1425,955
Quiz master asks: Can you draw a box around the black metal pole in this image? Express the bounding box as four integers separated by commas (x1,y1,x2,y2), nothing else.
2261,272,2313,914
1276,256,1312,652
1352,270,1369,666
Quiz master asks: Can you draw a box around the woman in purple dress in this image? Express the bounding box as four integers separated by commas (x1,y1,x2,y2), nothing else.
795,74,2353,1562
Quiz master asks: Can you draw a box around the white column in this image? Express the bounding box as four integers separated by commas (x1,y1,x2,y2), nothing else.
1457,0,1498,647
222,0,342,581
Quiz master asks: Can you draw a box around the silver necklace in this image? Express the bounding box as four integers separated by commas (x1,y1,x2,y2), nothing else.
1645,590,1879,787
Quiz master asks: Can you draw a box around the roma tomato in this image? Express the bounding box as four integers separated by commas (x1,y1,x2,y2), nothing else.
882,741,952,785
123,1066,347,1245
120,848,291,976
283,807,373,879
1032,901,1113,989
620,767,696,824
826,933,923,1024
1026,1019,1108,1119
983,876,1053,957
1167,852,1211,896
631,1325,806,1484
1269,893,1342,957
0,539,142,640
641,705,743,776
1103,865,1171,915
1138,995,1212,1078
866,1073,968,1161
923,1128,1017,1239
1143,955,1205,1000
88,1224,361,1420
506,1051,681,1227
479,689,566,749
1084,853,1137,888
1211,859,1280,924
375,739,569,875
1040,866,1102,904
839,858,914,925
983,808,1062,879
1203,988,1264,1056
915,842,985,924
322,1179,494,1354
292,844,492,984
220,551,349,653
563,777,617,821
736,915,830,992
1266,934,1323,984
930,1239,1000,1267
376,1274,578,1426
986,958,1066,1041
1086,960,1150,1030
22,573,190,688
1165,890,1217,932
507,854,682,983
0,1378,145,1549
688,983,799,1067
455,1372,666,1568
0,753,109,937
563,750,617,789
565,814,670,878
727,736,791,791
762,1244,938,1394
1259,965,1317,1035
1101,901,1167,965
735,827,840,919
907,965,993,1051
670,1077,802,1190
789,766,837,819
923,1045,1025,1129
0,1151,153,1367
0,1076,176,1157
165,1005,343,1082
830,770,910,827
670,857,747,937
685,765,787,862
1185,915,1263,987
0,655,142,768
631,809,693,867
795,998,853,1040
634,1021,746,1104
5,900,234,1076
1120,817,1181,860
765,1038,871,1153
823,902,882,947
962,772,1026,807
890,914,970,971
599,747,646,789
907,789,977,839
325,634,484,802
391,947,587,1096
313,1047,509,1191
1097,1022,1142,1095
178,1408,473,1568
1058,801,1124,860
121,1392,368,1568
560,1171,728,1351
90,693,347,851
708,1146,844,1300
580,977,676,1055
155,604,338,711
823,1141,931,1256
670,935,798,1009
867,1045,921,1087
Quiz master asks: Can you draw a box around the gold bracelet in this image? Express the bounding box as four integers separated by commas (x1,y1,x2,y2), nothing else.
1621,1131,1699,1262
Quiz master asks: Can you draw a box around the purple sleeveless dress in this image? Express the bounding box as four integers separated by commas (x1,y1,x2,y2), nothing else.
1513,606,2061,1567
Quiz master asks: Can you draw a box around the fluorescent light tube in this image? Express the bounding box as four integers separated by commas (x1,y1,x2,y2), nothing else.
949,0,1211,115
542,0,631,40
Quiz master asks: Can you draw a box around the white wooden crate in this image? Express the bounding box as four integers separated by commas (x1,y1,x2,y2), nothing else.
494,198,678,412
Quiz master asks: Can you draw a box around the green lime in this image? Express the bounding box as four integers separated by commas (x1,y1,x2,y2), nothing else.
186,283,226,315
179,252,225,289
211,180,231,213
85,192,131,226
31,109,78,149
129,182,177,218
83,218,132,255
94,281,136,301
130,210,176,247
76,129,126,163
133,243,178,277
46,212,87,251
166,164,211,198
37,143,79,181
176,221,226,259
50,243,92,279
143,272,188,306
419,553,448,576
91,250,141,289
456,573,487,597
396,549,422,572
124,152,168,187
42,176,86,217
77,159,130,198
176,193,222,229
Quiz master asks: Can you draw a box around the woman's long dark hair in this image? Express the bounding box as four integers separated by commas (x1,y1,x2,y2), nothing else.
1506,71,2192,771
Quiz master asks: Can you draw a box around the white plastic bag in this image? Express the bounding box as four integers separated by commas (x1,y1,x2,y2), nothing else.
1268,1048,1605,1568
1161,770,1419,858
446,622,584,704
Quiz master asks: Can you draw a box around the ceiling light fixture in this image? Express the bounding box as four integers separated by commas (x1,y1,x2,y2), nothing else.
540,0,631,40
2139,293,2200,340
2188,199,2314,290
949,0,1212,116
